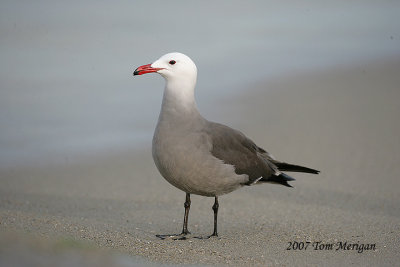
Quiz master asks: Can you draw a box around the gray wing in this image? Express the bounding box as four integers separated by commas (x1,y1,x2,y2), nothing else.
203,121,280,184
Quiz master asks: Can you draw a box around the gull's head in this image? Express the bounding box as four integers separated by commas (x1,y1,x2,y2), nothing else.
133,52,197,83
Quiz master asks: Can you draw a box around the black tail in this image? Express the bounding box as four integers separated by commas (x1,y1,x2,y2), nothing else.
259,163,319,188
275,162,320,174
260,173,296,188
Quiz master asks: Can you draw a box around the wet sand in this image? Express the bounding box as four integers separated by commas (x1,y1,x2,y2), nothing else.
1,59,399,266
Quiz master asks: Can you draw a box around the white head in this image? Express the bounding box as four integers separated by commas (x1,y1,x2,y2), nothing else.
134,52,200,112
134,52,197,88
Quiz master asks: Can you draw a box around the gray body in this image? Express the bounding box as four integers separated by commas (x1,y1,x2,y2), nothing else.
152,105,249,197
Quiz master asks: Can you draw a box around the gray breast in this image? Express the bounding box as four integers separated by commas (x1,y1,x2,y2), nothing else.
152,119,248,196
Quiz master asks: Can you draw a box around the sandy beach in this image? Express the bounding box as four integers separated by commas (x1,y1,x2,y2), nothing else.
1,59,399,266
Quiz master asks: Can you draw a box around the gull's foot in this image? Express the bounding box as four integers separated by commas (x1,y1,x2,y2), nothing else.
194,233,219,240
156,232,191,240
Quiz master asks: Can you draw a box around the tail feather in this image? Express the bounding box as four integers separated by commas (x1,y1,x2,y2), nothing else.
260,173,296,188
275,162,320,174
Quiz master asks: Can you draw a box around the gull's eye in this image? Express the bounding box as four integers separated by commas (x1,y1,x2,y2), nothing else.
169,60,176,65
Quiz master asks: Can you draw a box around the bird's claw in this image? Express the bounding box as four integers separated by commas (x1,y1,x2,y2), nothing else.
156,233,191,240
194,233,219,240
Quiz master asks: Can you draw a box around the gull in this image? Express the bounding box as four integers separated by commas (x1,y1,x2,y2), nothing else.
133,52,319,239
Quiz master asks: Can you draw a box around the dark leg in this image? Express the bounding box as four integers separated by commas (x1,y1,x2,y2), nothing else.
182,193,191,235
210,196,219,237
156,193,191,240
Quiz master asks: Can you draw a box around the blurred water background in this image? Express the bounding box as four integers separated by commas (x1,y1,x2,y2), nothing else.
1,0,399,167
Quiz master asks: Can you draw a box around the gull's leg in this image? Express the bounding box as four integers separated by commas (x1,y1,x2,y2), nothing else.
192,196,220,239
210,196,219,237
156,193,191,240
182,193,191,235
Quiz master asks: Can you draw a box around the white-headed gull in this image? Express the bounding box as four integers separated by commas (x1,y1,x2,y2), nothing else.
133,52,319,239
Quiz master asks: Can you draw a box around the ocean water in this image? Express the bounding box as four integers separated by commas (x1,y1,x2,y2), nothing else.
1,0,399,167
